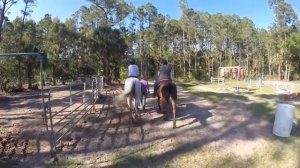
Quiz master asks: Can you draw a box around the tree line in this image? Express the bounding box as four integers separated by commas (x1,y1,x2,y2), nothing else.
0,0,299,92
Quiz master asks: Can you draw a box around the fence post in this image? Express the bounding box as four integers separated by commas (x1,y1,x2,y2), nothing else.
92,80,95,112
48,90,56,157
82,82,86,103
96,77,99,100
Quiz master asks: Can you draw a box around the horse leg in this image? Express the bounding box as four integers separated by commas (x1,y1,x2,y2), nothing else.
171,97,176,129
133,98,139,119
127,97,134,121
157,96,161,111
134,80,142,120
142,94,146,110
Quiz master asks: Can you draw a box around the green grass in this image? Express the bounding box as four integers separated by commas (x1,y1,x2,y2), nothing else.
109,138,300,168
179,80,299,121
179,81,249,103
0,159,19,168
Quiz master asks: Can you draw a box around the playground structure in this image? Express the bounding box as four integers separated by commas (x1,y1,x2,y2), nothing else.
219,66,248,80
210,66,247,85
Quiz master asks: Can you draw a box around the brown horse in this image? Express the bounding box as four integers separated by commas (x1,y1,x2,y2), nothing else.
157,80,177,128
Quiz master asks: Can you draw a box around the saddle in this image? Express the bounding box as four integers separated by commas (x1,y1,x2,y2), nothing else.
159,80,172,87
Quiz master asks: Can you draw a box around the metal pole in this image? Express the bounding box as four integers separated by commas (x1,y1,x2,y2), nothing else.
40,57,46,120
82,82,86,103
48,90,56,157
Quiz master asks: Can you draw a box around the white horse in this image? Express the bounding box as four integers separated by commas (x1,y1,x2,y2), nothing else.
115,77,142,121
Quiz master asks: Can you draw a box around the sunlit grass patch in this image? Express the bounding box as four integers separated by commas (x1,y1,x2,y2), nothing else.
180,81,249,103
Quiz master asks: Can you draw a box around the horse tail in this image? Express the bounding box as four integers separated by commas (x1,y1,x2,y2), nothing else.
113,78,135,107
161,83,171,100
162,83,177,100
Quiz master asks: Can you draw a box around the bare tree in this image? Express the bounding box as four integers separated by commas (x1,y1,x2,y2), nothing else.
20,0,36,41
0,0,18,42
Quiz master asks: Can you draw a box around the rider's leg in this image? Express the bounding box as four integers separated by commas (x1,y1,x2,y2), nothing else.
153,80,159,97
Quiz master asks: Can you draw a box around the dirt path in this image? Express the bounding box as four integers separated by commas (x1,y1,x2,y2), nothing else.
0,85,273,167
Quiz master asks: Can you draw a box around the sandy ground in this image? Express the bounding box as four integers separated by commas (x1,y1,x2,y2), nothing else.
0,84,273,167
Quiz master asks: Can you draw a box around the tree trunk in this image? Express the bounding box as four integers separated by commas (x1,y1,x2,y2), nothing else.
278,64,281,80
20,1,29,41
268,61,271,80
268,47,272,80
182,29,186,77
285,60,288,81
211,57,214,77
17,59,23,89
27,63,32,89
52,65,56,86
188,33,191,79
194,49,197,73
238,50,241,80
103,57,111,84
207,53,210,78
0,0,7,42
287,63,291,81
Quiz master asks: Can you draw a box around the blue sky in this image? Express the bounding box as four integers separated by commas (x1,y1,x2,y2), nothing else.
7,0,300,29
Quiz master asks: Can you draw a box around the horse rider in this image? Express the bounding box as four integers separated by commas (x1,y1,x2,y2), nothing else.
128,58,139,78
154,59,172,94
126,58,142,108
158,59,172,82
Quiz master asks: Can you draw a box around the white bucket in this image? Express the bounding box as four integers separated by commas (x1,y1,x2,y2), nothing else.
272,103,295,137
